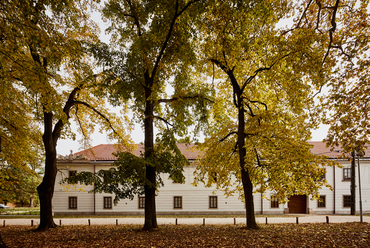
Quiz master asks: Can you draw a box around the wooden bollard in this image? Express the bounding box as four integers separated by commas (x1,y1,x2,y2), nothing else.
203,218,205,226
59,219,62,226
326,216,329,224
175,218,178,225
234,218,236,225
116,219,118,226
88,219,91,226
31,220,33,227
266,217,268,224
296,217,299,224
3,220,5,227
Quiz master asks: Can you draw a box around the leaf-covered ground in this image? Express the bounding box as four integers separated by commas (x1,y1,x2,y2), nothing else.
1,223,369,247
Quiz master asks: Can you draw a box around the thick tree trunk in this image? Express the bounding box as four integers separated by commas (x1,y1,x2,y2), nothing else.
143,84,158,231
37,112,58,231
350,151,356,215
238,102,258,229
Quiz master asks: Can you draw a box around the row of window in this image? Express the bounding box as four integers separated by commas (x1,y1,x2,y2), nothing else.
68,196,218,210
68,195,353,210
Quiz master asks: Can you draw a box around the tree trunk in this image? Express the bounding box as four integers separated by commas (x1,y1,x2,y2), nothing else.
350,151,356,215
30,193,34,208
237,93,258,229
143,82,158,231
37,112,57,231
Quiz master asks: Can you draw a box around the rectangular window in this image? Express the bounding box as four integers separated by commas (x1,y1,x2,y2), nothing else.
138,196,145,209
103,197,112,209
69,170,77,177
317,195,326,208
69,196,77,209
174,196,182,209
343,168,351,181
209,196,218,209
271,196,279,208
343,195,351,208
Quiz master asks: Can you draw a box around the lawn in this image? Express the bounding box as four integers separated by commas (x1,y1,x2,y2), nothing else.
1,223,369,247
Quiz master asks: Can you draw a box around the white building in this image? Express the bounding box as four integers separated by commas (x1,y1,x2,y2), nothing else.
53,142,370,215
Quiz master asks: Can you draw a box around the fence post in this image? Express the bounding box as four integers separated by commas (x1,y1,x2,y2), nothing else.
266,217,268,224
31,220,33,227
3,220,5,227
326,216,329,224
296,217,299,224
234,218,236,225
88,219,91,226
116,219,118,226
59,219,62,226
175,218,178,225
203,218,205,226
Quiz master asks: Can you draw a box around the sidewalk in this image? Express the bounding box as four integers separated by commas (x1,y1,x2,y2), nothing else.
1,215,369,226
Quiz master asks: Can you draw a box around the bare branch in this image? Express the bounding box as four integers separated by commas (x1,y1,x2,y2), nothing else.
153,115,173,129
219,132,238,142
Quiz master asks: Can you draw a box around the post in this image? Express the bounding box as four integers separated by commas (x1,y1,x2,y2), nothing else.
234,218,236,225
59,219,62,226
350,151,356,215
203,218,205,226
357,150,363,223
296,217,299,224
265,217,268,224
88,219,91,226
31,220,34,227
3,220,5,227
326,216,329,224
175,218,178,225
116,219,118,226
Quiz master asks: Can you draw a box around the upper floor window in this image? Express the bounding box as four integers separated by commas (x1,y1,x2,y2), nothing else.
69,170,77,177
343,168,351,181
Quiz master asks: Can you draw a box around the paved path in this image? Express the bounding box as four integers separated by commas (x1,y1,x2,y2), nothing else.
1,215,369,227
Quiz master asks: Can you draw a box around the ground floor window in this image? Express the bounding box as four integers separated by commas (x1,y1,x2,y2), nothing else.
104,197,112,209
174,196,182,209
209,196,218,209
271,196,279,208
69,196,77,209
317,195,326,208
343,195,351,208
138,196,145,209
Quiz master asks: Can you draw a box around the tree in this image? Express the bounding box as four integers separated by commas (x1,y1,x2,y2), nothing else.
193,0,336,229
318,0,370,216
0,0,129,230
95,0,212,231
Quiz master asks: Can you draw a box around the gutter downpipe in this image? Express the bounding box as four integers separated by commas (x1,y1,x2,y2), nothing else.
94,163,96,215
333,165,336,214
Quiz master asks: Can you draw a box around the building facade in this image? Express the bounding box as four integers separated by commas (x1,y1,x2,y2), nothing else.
53,142,370,215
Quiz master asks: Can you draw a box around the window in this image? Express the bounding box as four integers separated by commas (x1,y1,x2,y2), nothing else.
209,196,218,209
69,170,77,177
69,197,77,209
317,195,326,208
138,196,145,209
103,197,112,209
343,195,351,208
174,196,182,209
271,196,279,208
343,168,351,181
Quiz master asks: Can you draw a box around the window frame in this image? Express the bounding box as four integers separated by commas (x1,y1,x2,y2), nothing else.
69,170,77,177
343,168,351,181
138,196,145,209
317,195,326,208
209,196,218,209
103,196,112,209
270,196,279,208
68,196,77,209
173,196,183,209
343,195,351,208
